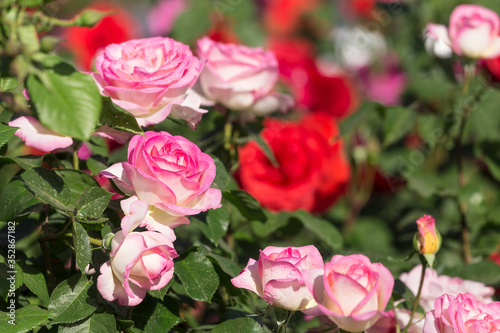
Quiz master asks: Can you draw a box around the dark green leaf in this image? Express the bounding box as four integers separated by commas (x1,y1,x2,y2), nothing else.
48,274,97,324
175,252,219,302
86,155,108,176
206,253,241,277
73,222,92,272
479,142,500,182
0,155,44,170
21,167,72,211
20,265,50,305
26,68,102,141
55,169,99,209
210,155,230,191
147,279,173,300
0,124,17,149
223,190,266,222
211,318,265,333
99,97,143,135
76,187,112,220
132,297,182,333
0,180,40,221
204,207,230,245
293,211,343,250
0,304,52,333
382,106,418,147
58,311,116,333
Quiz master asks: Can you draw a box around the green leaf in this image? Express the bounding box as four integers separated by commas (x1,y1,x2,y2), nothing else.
210,155,230,191
21,167,72,211
0,155,44,170
132,297,183,333
55,169,100,209
20,265,50,305
382,106,418,147
0,180,40,221
26,67,102,141
18,25,40,53
147,279,173,300
223,190,266,222
203,207,229,245
0,77,19,91
211,318,265,333
0,123,17,149
99,97,143,135
58,311,116,333
206,253,241,277
76,187,112,220
253,134,279,168
174,252,219,302
86,155,108,176
0,304,52,333
292,211,343,250
48,274,98,324
171,0,211,44
73,222,92,271
479,142,500,182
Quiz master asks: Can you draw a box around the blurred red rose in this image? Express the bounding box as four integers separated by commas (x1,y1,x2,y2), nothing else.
485,56,500,82
270,38,359,118
237,113,350,212
63,1,139,70
338,0,376,19
263,0,320,35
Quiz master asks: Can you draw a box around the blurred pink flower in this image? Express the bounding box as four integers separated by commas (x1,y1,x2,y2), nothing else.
423,293,500,332
399,265,494,312
231,246,323,311
147,0,186,36
427,4,500,59
196,37,293,119
303,254,394,332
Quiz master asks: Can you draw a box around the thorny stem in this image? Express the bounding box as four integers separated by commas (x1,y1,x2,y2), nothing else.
402,263,426,333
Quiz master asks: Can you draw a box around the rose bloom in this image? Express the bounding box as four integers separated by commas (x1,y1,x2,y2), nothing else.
270,37,358,118
423,293,500,333
99,131,221,240
196,37,293,119
92,37,205,127
237,113,350,212
427,4,500,59
97,230,178,306
63,1,139,71
399,265,494,312
231,245,324,311
303,254,395,332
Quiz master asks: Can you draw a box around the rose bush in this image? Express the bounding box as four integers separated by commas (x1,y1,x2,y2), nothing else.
231,245,323,311
303,254,394,332
92,37,205,127
97,229,178,306
100,131,221,239
427,4,500,59
423,293,500,333
196,37,293,119
237,113,350,212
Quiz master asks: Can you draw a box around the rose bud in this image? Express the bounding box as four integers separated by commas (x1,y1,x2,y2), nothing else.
414,215,441,256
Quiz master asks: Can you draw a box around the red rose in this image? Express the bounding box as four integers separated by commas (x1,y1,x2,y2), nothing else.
237,113,350,212
63,1,139,70
270,38,359,118
263,0,320,36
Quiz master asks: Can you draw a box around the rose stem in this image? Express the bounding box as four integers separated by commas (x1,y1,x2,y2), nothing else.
402,263,426,333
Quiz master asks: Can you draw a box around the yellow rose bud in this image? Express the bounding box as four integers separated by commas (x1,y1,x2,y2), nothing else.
415,215,441,255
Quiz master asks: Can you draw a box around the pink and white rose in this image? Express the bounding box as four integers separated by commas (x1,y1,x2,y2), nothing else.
97,229,178,306
427,5,500,59
92,37,206,127
99,131,221,240
231,246,323,311
9,116,74,152
399,265,494,312
303,254,395,332
423,293,500,333
196,37,293,119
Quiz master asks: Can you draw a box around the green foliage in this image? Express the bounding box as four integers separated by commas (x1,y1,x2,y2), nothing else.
0,305,52,333
211,317,265,333
58,311,116,333
0,180,40,221
21,167,73,211
20,265,50,305
73,221,92,271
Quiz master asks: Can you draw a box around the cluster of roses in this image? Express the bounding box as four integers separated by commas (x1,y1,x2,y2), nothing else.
231,216,500,333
